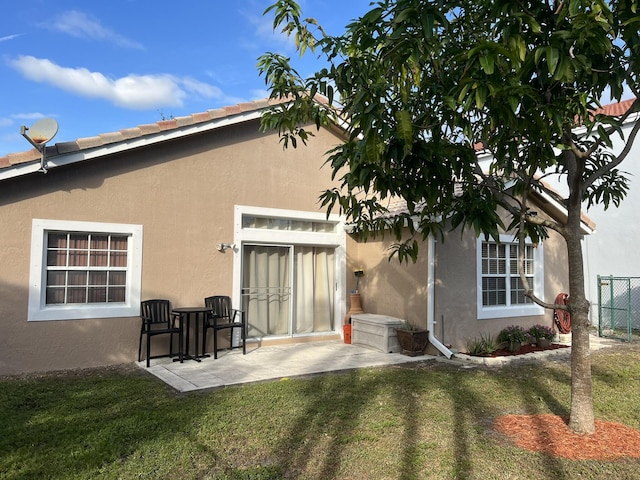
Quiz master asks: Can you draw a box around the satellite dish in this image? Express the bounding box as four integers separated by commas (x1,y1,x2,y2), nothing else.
20,117,59,173
25,118,59,145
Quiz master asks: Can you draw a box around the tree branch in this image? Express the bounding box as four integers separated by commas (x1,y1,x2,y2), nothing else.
584,105,640,189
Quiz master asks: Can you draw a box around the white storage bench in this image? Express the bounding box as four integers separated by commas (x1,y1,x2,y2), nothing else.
351,313,405,353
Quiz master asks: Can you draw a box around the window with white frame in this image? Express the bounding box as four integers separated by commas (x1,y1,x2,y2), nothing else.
28,219,143,321
476,234,544,319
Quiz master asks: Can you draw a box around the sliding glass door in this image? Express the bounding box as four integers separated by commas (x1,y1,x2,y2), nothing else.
242,245,291,337
242,244,335,338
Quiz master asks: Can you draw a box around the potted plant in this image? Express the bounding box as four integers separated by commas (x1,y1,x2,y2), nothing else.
395,321,429,356
497,325,529,353
344,268,365,327
527,324,556,348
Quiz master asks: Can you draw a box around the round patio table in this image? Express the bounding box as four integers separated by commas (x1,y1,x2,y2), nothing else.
172,307,213,362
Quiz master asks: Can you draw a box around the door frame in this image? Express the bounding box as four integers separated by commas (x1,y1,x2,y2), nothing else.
232,205,347,340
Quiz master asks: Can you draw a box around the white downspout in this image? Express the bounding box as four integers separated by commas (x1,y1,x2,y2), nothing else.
427,234,454,359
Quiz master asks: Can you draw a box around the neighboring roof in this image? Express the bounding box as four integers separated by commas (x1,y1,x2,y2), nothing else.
594,97,637,117
0,98,288,181
375,185,595,235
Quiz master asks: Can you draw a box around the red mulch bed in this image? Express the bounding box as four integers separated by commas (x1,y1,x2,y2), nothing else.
494,414,640,460
489,343,570,357
475,343,640,460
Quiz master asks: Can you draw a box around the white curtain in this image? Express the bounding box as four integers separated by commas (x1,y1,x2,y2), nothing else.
295,246,334,333
243,245,290,337
243,245,335,337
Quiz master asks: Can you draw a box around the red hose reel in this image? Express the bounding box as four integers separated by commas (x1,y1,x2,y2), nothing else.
553,292,571,334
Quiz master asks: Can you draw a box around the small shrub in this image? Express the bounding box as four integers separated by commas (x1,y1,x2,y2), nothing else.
466,333,498,356
527,324,555,340
497,325,529,344
466,337,485,355
481,333,498,353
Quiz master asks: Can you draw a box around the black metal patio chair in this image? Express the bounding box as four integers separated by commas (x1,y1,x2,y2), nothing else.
202,295,247,359
138,299,183,367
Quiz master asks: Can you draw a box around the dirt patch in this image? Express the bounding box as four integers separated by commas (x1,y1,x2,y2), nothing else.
494,414,640,460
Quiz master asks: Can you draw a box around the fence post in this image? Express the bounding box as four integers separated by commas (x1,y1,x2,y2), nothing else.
609,276,615,331
628,277,632,342
597,275,602,337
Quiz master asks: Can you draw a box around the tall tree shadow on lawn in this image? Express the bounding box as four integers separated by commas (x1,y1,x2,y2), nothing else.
437,362,573,479
265,359,578,479
268,367,437,479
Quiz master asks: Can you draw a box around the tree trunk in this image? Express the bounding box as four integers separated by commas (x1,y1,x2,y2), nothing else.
568,306,594,434
564,158,595,434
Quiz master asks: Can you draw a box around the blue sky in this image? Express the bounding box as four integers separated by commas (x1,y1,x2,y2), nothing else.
0,1,372,156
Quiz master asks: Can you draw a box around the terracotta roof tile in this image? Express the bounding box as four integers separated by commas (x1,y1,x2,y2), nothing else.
55,141,80,154
191,112,212,123
7,149,39,165
118,128,142,140
223,105,242,115
76,136,104,149
136,123,161,135
208,108,229,119
98,132,125,145
175,115,196,127
157,119,178,131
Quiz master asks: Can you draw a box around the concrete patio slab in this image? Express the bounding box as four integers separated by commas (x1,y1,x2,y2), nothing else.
137,334,618,392
138,341,433,392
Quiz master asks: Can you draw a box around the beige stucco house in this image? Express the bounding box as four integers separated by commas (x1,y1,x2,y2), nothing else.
0,98,590,375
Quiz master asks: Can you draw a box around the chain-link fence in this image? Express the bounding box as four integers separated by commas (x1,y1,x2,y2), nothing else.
598,276,640,342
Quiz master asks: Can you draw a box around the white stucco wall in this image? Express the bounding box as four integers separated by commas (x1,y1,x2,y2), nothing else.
543,114,640,323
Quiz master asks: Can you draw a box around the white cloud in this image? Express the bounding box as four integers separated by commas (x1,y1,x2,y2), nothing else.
49,10,145,50
0,113,47,128
11,112,47,120
0,33,23,42
8,56,223,110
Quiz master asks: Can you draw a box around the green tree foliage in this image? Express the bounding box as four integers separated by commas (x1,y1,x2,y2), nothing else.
258,0,640,434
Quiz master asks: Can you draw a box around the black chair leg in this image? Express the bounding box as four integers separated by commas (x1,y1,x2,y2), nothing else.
213,329,219,359
202,329,208,356
146,333,152,368
242,326,246,355
138,327,144,362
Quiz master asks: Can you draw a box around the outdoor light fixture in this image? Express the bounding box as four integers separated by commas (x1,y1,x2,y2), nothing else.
216,243,235,253
20,118,59,174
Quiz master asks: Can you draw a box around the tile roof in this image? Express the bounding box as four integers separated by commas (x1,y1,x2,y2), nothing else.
1,97,636,177
594,97,637,117
0,98,285,172
375,181,596,234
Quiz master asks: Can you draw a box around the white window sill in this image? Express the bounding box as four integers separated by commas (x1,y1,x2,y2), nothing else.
478,304,544,320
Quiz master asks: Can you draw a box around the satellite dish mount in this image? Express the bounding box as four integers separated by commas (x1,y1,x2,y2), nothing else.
20,118,59,173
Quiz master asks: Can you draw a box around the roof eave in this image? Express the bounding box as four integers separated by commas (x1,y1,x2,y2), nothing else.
0,108,265,182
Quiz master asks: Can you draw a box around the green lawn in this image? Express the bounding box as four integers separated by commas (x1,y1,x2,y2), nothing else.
1,344,639,479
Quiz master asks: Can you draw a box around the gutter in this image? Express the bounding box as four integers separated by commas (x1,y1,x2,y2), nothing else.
427,234,454,359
